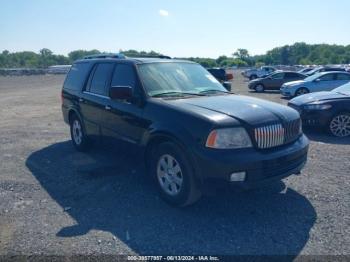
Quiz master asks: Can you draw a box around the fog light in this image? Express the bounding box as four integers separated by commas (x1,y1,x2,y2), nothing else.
230,171,246,182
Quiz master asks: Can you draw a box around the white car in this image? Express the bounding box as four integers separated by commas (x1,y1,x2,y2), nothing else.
280,71,350,97
242,66,276,80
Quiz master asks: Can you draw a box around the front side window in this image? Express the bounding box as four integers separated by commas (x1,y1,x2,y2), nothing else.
137,62,226,97
89,63,114,95
111,64,137,88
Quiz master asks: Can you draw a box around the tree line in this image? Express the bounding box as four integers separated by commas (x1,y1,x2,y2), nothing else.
1,43,350,69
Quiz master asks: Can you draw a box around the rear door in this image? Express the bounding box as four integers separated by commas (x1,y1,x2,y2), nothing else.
79,62,115,136
100,63,146,144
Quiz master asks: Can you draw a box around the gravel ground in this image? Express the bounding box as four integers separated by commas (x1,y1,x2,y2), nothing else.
0,73,349,258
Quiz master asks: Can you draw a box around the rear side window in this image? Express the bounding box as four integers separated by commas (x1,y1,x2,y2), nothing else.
63,62,91,91
89,63,115,96
285,72,298,78
111,64,137,88
319,74,335,81
337,73,350,80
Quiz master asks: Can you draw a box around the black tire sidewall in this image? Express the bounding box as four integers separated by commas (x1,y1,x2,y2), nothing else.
151,142,198,206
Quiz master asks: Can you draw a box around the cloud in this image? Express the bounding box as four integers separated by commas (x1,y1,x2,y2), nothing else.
159,9,169,17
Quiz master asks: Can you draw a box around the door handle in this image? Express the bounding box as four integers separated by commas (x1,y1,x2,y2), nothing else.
79,98,84,102
105,105,111,110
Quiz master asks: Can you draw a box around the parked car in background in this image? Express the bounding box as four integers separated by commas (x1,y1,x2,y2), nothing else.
280,72,350,97
248,71,306,92
288,83,350,137
47,65,71,74
62,54,309,206
305,66,346,76
207,68,233,91
242,66,276,80
298,67,314,74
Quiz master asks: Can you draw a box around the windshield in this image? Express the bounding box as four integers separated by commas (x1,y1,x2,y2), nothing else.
137,62,227,97
304,72,323,82
333,82,350,96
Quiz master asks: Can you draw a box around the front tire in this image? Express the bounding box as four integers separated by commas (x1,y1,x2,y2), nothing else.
255,84,265,92
295,87,309,96
151,142,202,207
70,114,89,151
329,113,350,137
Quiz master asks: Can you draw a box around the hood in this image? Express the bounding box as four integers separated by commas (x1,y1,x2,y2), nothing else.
283,80,305,87
166,94,299,126
289,91,348,105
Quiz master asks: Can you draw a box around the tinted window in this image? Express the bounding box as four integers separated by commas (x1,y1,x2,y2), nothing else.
337,73,350,80
319,74,335,81
285,72,299,78
63,62,91,90
111,64,137,88
271,73,284,79
90,63,114,95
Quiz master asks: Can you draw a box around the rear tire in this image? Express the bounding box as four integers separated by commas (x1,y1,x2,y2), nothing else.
295,87,309,96
70,114,90,151
150,142,202,207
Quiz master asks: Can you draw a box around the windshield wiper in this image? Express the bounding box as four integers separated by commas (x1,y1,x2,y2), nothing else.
199,89,230,94
151,91,204,97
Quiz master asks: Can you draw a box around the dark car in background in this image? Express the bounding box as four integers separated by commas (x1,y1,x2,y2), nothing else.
61,54,309,206
207,68,233,91
248,71,306,92
288,83,350,137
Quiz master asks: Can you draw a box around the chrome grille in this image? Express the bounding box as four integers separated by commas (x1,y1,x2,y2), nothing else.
285,119,301,144
254,120,301,149
254,124,284,149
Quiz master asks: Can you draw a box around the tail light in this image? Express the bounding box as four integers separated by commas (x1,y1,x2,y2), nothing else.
226,73,233,80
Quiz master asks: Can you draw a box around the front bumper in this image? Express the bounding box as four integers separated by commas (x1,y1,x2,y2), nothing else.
288,104,332,127
280,87,294,97
192,135,309,190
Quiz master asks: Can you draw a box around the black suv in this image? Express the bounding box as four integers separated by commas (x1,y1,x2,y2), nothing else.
62,54,309,206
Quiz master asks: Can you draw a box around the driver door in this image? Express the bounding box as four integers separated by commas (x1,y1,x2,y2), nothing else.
100,63,147,144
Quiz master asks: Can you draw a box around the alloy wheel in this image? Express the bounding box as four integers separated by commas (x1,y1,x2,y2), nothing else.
72,120,83,145
329,114,350,137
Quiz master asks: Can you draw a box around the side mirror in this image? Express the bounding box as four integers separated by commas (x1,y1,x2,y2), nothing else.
222,81,231,91
109,86,132,100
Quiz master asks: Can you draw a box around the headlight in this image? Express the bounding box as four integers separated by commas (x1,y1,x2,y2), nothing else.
206,127,252,149
304,103,332,110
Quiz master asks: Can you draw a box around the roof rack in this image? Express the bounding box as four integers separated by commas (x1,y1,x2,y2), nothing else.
126,55,172,59
83,53,126,59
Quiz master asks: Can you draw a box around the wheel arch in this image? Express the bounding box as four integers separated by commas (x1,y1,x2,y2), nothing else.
143,130,203,186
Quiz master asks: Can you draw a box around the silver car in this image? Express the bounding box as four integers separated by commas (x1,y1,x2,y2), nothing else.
280,71,350,97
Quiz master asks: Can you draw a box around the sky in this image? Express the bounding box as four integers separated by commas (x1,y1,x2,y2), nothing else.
1,0,350,58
